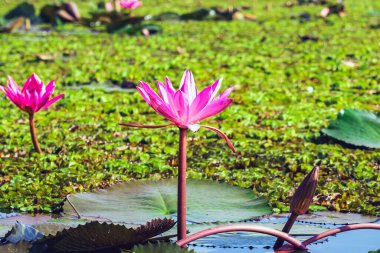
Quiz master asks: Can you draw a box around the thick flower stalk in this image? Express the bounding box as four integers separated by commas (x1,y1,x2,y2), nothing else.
119,0,142,10
121,70,235,241
0,74,64,153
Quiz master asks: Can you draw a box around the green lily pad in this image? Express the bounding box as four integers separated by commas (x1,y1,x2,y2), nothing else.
63,179,271,224
322,109,380,148
297,211,380,225
132,243,195,253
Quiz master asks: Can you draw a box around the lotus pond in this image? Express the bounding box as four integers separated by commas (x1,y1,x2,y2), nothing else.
0,0,379,252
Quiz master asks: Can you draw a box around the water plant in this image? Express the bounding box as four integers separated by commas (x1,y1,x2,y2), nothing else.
121,69,235,240
0,74,64,154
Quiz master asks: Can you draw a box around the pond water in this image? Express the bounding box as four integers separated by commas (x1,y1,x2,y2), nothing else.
0,212,378,253
190,220,380,253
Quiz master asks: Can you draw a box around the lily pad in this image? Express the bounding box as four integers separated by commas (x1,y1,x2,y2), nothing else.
1,221,43,244
63,179,271,224
132,242,195,253
37,219,175,252
297,211,380,226
322,109,380,148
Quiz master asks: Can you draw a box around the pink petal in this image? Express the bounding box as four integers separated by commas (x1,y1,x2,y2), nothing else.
40,93,64,110
157,81,169,103
191,98,232,123
139,81,166,104
137,86,151,104
218,86,234,100
200,125,236,153
37,80,55,111
120,0,142,9
30,90,39,112
120,123,175,128
22,73,43,93
2,88,22,109
189,79,222,116
165,77,176,94
138,83,179,123
179,70,197,104
173,90,189,122
7,76,21,94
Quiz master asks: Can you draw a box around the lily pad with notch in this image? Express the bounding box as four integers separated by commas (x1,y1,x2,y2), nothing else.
63,179,271,224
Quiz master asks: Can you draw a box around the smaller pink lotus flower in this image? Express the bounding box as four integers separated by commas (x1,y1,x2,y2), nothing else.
0,73,64,114
120,0,142,10
1,73,64,153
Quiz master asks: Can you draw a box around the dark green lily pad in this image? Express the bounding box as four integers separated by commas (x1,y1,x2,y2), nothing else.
322,109,380,148
4,2,35,20
37,219,175,252
63,179,271,224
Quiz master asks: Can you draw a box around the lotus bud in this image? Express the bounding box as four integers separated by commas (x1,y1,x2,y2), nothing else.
290,166,320,215
274,166,320,249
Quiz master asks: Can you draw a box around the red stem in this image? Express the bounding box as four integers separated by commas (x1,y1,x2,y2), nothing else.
176,224,306,250
178,128,187,241
29,113,42,154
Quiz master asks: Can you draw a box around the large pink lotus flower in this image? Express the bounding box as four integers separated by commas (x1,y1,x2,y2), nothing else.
120,0,142,10
0,73,64,114
133,70,235,151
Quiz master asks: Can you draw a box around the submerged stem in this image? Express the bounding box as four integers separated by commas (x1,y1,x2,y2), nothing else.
178,128,187,241
28,113,42,154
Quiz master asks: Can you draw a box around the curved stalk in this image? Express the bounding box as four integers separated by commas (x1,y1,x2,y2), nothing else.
28,113,42,154
176,224,306,250
178,128,187,241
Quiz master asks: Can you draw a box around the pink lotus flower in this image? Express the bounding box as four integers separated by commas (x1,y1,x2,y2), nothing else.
120,0,142,10
0,73,64,114
133,70,235,151
121,70,235,241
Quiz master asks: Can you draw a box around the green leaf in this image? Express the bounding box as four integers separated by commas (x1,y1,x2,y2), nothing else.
322,109,380,148
132,242,195,253
63,179,271,223
37,219,175,252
